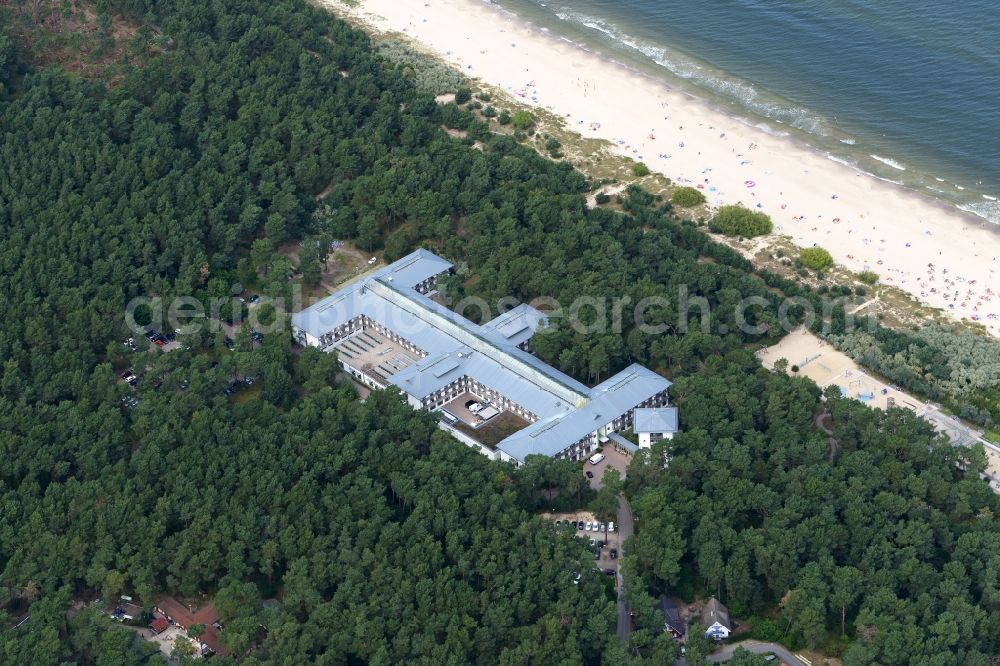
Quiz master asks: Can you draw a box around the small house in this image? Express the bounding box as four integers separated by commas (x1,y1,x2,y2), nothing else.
658,595,686,639
154,596,229,656
701,597,732,640
149,617,169,635
633,407,679,447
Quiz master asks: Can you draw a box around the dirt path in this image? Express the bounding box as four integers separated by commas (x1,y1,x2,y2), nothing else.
816,410,839,462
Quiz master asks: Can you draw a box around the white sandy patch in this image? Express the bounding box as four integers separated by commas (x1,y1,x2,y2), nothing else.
759,328,1000,490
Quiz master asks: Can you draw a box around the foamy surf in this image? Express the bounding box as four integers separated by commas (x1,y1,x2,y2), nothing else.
959,200,1000,225
870,154,907,171
551,9,829,136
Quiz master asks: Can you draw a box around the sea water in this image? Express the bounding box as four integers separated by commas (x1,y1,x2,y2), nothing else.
489,0,1000,224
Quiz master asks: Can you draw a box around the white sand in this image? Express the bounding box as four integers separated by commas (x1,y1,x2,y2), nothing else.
758,328,923,413
326,0,1000,336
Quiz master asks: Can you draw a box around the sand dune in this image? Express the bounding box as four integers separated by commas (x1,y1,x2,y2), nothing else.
327,0,1000,336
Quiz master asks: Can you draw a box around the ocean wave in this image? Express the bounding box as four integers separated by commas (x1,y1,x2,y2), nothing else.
552,10,828,135
826,154,856,168
958,200,1000,225
870,154,907,171
748,122,789,137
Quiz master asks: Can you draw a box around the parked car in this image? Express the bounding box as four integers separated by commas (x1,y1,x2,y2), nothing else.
610,548,618,559
586,521,593,531
597,540,605,549
368,257,377,265
608,521,615,532
244,376,255,386
593,550,601,560
573,573,581,585
604,568,616,577
585,471,594,479
576,522,584,531
589,538,596,547
599,523,606,532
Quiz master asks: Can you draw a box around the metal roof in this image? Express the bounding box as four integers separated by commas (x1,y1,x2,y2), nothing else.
482,304,549,347
291,250,673,463
608,431,639,453
496,364,671,462
633,407,679,434
380,248,453,289
290,249,453,341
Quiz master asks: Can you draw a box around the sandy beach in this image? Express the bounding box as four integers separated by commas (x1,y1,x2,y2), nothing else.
325,0,1000,336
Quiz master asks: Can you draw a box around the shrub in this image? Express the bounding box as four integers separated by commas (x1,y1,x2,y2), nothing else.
482,105,497,118
858,270,879,285
376,40,467,95
631,163,650,177
545,138,561,151
476,92,491,102
709,205,773,237
511,110,534,130
800,247,834,271
498,109,511,125
454,87,472,104
671,186,706,207
595,192,610,205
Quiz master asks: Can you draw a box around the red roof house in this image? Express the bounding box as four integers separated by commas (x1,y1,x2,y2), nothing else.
149,617,169,634
154,596,229,656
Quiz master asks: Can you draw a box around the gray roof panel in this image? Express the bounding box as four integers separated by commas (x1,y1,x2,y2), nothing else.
633,407,679,434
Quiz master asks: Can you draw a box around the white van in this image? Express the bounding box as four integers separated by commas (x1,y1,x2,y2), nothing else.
589,453,605,465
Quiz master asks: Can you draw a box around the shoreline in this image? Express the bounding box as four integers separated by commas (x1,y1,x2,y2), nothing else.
490,2,1000,223
323,0,1000,336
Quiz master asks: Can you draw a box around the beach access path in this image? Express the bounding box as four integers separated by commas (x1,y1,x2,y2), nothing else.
327,0,1000,337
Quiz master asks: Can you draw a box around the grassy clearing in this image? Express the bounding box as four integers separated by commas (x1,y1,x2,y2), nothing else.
3,1,161,83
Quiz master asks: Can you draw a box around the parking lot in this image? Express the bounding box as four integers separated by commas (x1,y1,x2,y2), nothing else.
585,447,631,489
543,511,623,582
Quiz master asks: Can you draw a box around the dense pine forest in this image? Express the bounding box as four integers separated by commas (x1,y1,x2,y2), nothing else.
1,1,998,664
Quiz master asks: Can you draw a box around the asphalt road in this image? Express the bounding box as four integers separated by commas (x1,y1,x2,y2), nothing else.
616,494,634,642
706,640,805,665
